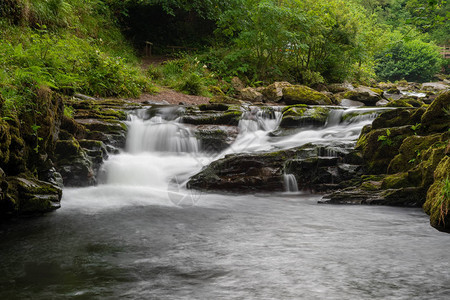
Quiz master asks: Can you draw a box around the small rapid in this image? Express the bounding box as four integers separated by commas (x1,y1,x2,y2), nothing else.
1,104,449,300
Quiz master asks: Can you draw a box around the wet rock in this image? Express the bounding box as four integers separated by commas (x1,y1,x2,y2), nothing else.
5,176,62,214
195,125,238,153
209,95,242,105
371,108,425,130
282,85,332,105
423,156,450,233
181,110,243,126
376,99,389,106
327,82,354,93
54,138,95,187
280,105,330,128
341,99,365,107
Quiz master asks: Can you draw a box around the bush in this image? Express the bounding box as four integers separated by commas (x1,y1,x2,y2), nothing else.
375,39,442,82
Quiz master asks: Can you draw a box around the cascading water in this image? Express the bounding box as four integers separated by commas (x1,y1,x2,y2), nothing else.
283,173,299,192
3,104,449,300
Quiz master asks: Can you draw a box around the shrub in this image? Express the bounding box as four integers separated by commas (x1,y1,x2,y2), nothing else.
375,39,442,82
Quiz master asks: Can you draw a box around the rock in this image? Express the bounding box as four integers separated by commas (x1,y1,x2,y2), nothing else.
385,98,424,108
423,156,450,232
231,77,245,92
181,110,243,126
280,105,330,128
421,82,449,91
341,99,365,107
5,176,62,214
376,99,389,106
371,108,425,130
187,143,362,193
198,103,230,112
262,82,292,102
195,125,238,153
54,138,96,187
343,86,381,106
240,87,263,102
282,85,332,105
421,91,450,132
327,82,354,93
209,95,242,105
356,125,413,174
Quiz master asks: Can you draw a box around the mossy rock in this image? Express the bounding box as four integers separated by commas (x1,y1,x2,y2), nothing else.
356,126,413,174
423,156,450,232
6,175,62,214
181,110,242,126
262,81,292,102
343,86,381,106
209,95,242,105
198,103,230,111
0,119,12,166
54,138,82,158
388,133,445,174
282,85,332,105
381,171,421,189
421,91,450,132
385,99,414,108
371,108,425,130
76,119,127,134
280,106,330,128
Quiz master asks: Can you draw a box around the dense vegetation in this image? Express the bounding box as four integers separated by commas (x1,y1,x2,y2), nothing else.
0,0,448,109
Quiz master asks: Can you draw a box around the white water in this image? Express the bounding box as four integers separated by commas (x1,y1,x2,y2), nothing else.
3,105,450,299
283,173,299,192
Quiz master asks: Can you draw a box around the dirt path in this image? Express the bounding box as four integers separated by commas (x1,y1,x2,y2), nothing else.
128,56,210,105
130,88,210,105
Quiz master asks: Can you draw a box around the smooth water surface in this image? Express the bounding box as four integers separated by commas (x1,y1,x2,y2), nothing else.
1,193,449,299
1,106,449,299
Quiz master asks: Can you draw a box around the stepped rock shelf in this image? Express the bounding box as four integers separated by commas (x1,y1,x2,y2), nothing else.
0,82,448,233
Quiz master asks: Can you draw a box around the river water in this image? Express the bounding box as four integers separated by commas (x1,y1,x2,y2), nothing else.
1,106,449,299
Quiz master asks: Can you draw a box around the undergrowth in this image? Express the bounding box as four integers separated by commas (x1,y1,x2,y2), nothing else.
0,0,154,117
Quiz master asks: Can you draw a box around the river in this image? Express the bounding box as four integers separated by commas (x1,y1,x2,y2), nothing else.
0,105,449,299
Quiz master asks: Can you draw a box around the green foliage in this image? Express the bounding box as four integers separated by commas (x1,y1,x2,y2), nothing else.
152,56,220,96
377,128,393,146
374,39,442,82
0,2,152,116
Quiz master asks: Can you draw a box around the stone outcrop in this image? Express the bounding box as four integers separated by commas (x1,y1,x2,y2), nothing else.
282,85,332,105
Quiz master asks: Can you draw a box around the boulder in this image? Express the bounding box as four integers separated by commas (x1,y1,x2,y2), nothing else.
327,82,354,93
423,156,450,232
181,110,243,126
5,176,62,214
341,99,365,107
231,77,245,92
421,91,450,132
282,85,332,105
421,82,449,91
240,87,263,102
343,86,382,106
262,81,292,102
280,105,330,128
195,125,238,153
209,95,242,105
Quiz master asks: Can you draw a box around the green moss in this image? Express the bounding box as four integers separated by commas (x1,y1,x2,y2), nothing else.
198,103,229,111
421,91,450,132
370,88,384,94
55,138,82,158
423,156,450,232
282,85,332,105
385,99,414,108
381,172,419,189
209,95,242,105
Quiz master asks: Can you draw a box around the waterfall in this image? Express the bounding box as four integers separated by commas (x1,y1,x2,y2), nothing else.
126,114,200,154
283,174,299,192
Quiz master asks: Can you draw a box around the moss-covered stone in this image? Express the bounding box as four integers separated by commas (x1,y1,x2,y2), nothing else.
209,95,242,105
262,81,292,102
356,126,413,174
388,133,445,174
385,99,414,108
282,85,332,105
423,156,450,232
181,110,243,126
280,106,330,128
6,175,62,214
371,107,425,130
421,91,450,132
343,86,381,106
198,103,230,111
